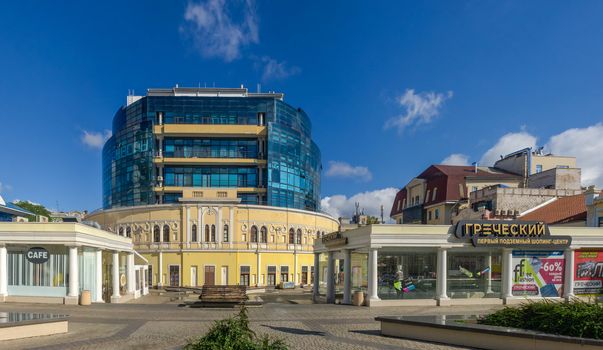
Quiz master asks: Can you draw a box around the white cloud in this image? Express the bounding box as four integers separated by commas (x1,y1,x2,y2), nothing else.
257,56,300,81
441,153,470,166
81,130,112,149
545,123,603,187
325,161,372,182
0,182,12,194
183,0,258,62
385,89,453,132
321,188,398,220
479,131,537,166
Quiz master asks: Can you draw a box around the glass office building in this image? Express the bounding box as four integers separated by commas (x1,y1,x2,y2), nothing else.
102,87,321,212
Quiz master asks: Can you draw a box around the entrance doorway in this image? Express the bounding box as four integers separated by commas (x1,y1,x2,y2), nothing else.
204,266,215,286
191,266,198,287
221,266,228,285
169,265,180,287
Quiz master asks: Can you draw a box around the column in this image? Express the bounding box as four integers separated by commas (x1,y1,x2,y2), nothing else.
436,248,448,301
112,251,120,300
256,252,262,287
95,249,103,302
197,207,202,243
217,207,222,245
143,266,148,294
564,248,575,300
368,248,379,301
68,246,79,298
312,253,320,299
199,207,204,243
158,251,163,287
294,251,298,285
326,251,335,303
229,207,234,245
502,248,514,301
343,249,352,304
126,252,135,294
186,206,191,247
486,252,494,294
0,245,7,298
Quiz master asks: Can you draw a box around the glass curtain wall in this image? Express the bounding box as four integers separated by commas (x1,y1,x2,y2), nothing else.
447,252,502,298
163,167,257,187
163,138,258,159
377,251,437,300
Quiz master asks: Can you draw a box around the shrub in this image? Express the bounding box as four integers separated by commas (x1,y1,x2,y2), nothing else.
478,299,603,339
184,306,287,350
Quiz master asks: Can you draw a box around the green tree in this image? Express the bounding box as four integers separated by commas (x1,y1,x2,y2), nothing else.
13,201,52,222
367,216,382,224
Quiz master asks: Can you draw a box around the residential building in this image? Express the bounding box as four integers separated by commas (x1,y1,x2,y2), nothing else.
0,195,33,222
390,165,521,225
586,186,603,227
87,86,339,288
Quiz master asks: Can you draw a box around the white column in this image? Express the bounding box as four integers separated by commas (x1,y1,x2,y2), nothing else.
502,248,514,300
197,207,202,243
312,253,320,299
217,207,222,245
126,252,135,294
143,266,148,294
229,207,234,245
95,249,103,302
158,251,163,287
326,251,335,303
343,249,352,304
256,252,262,287
200,208,205,243
112,251,120,299
0,245,7,298
564,248,575,300
186,207,191,246
368,248,379,301
68,246,79,298
294,251,298,285
437,248,448,301
486,252,494,294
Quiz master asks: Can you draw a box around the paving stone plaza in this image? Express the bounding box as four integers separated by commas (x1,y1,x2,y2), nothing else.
1,291,502,350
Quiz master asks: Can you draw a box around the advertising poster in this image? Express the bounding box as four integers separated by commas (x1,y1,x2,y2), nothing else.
512,251,565,297
574,250,603,295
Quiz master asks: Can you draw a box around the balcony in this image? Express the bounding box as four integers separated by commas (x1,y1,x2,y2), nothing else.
402,205,424,224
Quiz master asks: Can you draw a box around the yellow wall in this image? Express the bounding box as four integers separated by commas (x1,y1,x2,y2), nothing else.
424,203,447,225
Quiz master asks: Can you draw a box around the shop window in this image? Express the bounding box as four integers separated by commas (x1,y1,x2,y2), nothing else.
154,225,160,242
260,226,267,243
240,266,250,286
223,224,229,242
192,224,197,242
447,252,501,299
288,228,295,244
251,226,258,243
163,225,170,242
377,251,436,300
301,266,308,285
511,251,563,297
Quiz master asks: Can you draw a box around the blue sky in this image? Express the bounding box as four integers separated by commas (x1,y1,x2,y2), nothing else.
1,1,603,218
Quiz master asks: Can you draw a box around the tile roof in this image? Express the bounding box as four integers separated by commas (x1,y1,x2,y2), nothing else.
519,193,590,224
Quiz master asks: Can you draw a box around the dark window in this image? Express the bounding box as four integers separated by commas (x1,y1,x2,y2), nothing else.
119,227,124,236
267,266,276,286
126,226,131,238
154,225,160,242
251,226,258,243
289,228,295,244
211,225,216,242
240,266,250,286
260,226,267,243
223,224,229,242
280,266,289,283
163,225,170,242
192,224,197,242
205,225,210,242
296,229,302,245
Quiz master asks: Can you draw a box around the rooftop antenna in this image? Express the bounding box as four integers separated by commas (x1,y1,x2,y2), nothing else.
355,202,360,218
380,205,384,224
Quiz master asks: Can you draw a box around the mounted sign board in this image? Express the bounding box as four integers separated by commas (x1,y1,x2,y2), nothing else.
454,220,572,249
26,247,49,264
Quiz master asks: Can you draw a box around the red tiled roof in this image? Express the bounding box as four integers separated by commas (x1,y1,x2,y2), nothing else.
519,194,588,224
389,165,521,216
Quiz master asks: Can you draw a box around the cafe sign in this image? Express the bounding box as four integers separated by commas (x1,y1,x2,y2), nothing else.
26,247,50,264
454,220,572,248
321,232,347,247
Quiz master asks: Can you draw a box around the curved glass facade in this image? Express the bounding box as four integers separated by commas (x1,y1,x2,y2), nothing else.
102,92,322,212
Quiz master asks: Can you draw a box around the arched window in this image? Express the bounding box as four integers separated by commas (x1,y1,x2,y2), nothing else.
260,226,267,243
163,224,170,242
289,228,295,244
211,225,216,242
118,227,124,236
296,229,302,245
154,225,160,242
250,226,258,243
316,231,320,239
126,226,132,238
205,225,210,242
192,224,197,242
223,224,229,242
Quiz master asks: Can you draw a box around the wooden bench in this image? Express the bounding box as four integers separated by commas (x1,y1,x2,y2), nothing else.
198,285,248,306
